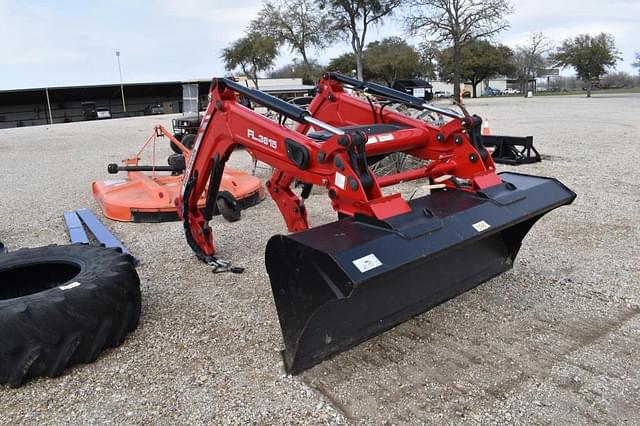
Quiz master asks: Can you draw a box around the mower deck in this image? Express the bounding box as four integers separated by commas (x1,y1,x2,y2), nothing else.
93,167,264,222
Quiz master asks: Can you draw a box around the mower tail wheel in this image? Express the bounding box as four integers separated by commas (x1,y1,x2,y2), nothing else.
170,133,184,154
167,154,186,172
181,134,196,150
170,133,195,154
216,192,241,222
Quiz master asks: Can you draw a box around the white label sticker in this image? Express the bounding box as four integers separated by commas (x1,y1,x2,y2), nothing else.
472,220,491,232
335,172,346,190
352,254,383,273
377,134,394,142
103,179,126,186
59,281,81,291
367,136,379,144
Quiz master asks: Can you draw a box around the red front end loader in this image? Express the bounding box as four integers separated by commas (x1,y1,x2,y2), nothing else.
178,73,576,373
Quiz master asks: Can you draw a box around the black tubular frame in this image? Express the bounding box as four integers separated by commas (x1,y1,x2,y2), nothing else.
325,72,464,120
215,78,310,123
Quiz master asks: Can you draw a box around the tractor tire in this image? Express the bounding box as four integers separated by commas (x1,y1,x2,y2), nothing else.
170,133,195,154
0,244,141,388
170,133,183,154
181,134,196,150
167,153,186,172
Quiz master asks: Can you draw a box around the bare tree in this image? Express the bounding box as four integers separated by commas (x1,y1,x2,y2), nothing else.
319,0,402,80
601,71,636,89
405,0,513,100
269,60,325,82
512,32,551,96
632,52,640,75
417,40,440,79
251,0,335,82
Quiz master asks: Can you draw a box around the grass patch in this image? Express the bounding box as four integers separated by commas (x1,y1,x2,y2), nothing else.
534,87,640,96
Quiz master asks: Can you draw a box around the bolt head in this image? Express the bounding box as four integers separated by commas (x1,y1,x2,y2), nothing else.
348,177,358,191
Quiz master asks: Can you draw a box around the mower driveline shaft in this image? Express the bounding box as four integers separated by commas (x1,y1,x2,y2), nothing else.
107,164,181,174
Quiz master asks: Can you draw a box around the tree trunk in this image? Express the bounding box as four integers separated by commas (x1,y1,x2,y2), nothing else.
452,42,462,101
471,79,478,98
250,60,260,90
587,79,592,97
348,20,364,81
301,50,314,84
356,51,364,81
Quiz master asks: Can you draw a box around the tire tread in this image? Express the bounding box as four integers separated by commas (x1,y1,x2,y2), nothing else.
0,245,141,388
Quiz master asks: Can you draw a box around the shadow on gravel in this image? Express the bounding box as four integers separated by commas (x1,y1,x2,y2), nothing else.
298,278,640,424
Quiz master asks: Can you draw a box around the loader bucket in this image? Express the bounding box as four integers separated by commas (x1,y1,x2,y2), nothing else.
266,172,576,374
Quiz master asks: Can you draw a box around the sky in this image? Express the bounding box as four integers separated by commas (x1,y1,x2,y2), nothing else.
0,0,638,90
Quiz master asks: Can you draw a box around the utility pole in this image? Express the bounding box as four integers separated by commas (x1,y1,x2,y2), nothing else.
116,51,127,114
45,87,53,125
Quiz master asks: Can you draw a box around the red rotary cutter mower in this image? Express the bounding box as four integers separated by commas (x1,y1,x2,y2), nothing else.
92,125,265,222
178,73,576,373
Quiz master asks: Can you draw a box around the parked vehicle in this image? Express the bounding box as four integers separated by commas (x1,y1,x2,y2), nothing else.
143,104,165,115
483,87,502,96
434,90,469,98
503,88,521,95
392,79,434,101
80,102,111,120
81,101,98,120
95,107,112,119
170,113,202,153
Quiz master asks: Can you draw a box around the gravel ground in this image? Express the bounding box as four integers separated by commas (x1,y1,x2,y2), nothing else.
0,94,639,424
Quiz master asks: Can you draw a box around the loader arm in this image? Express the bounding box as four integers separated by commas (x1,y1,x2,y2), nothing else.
177,73,576,374
178,74,501,259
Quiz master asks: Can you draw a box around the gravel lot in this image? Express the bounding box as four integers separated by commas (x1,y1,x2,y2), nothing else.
1,93,639,424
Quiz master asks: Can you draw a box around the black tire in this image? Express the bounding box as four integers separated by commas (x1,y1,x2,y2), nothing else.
0,241,6,255
181,133,196,150
170,133,184,154
216,192,241,222
167,153,186,171
0,244,141,388
170,133,195,154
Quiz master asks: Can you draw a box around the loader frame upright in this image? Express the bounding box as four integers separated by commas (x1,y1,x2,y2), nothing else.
179,73,502,258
